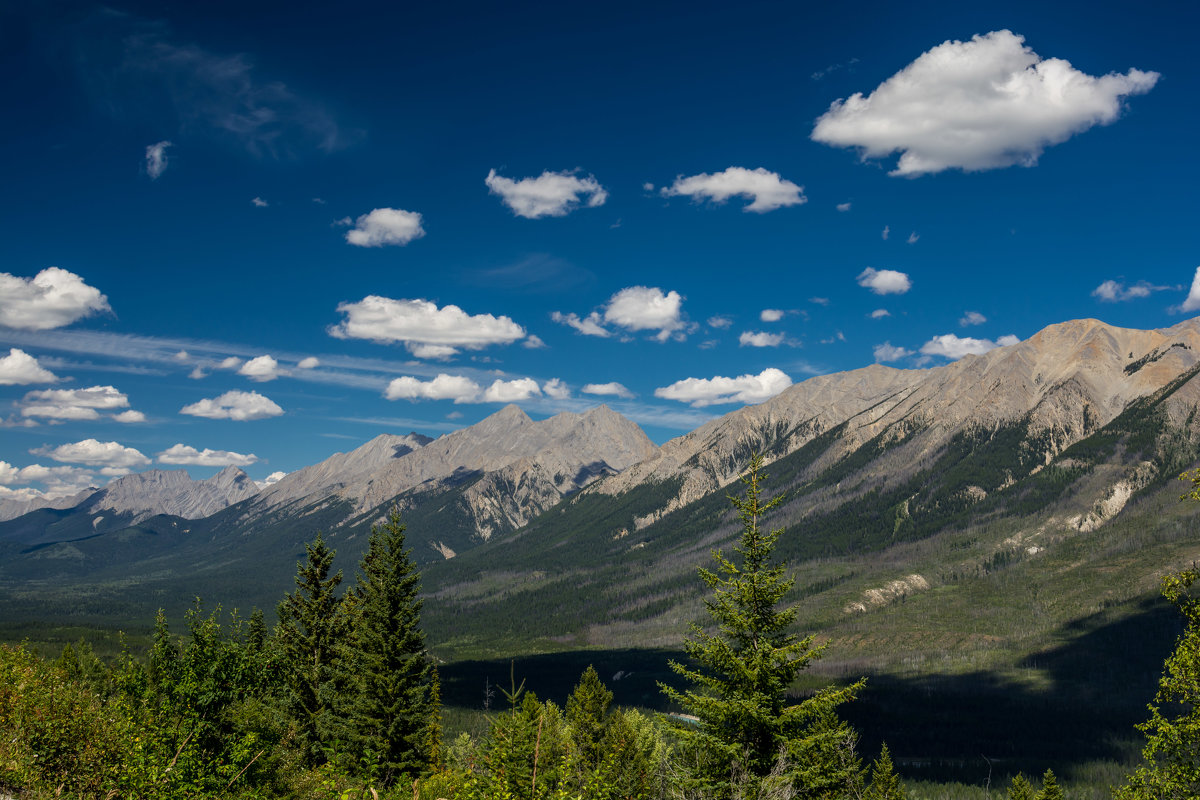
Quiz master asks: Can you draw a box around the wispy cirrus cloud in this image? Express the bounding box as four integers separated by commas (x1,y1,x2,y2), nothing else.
79,12,354,157
1093,279,1172,302
145,140,171,179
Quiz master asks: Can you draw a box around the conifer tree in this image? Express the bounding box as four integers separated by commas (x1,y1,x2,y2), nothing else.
336,508,433,786
660,454,865,797
1007,772,1035,800
1035,768,1064,800
864,743,907,799
276,531,343,765
566,664,613,768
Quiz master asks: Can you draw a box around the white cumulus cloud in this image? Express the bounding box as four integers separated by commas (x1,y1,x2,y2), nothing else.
812,30,1159,176
857,268,912,295
331,297,526,357
655,367,793,408
542,378,571,399
113,410,146,423
739,331,786,348
483,378,541,403
20,385,131,421
581,382,634,399
33,439,151,469
760,309,785,322
0,267,111,330
874,342,914,362
181,390,283,421
604,286,687,341
384,374,482,403
0,349,59,385
920,333,1020,360
960,311,988,326
258,470,287,488
660,167,805,213
251,197,269,207
869,309,891,319
297,356,320,369
485,169,607,218
1182,268,1200,313
344,208,426,247
145,140,172,179
239,355,284,382
157,444,258,467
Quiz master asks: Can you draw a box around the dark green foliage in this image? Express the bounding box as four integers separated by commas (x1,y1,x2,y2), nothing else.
1008,773,1035,800
1118,565,1200,799
566,664,613,768
276,530,344,765
1036,768,1064,800
661,454,864,797
864,742,907,799
334,508,434,786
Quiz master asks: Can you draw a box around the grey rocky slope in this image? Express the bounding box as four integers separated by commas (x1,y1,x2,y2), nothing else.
230,404,659,548
592,318,1200,529
83,465,261,522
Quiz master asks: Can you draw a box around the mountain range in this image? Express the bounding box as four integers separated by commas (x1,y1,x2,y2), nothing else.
3,317,1200,670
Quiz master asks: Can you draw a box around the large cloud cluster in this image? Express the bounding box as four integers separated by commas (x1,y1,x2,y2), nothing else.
331,297,526,359
812,30,1159,176
0,268,111,330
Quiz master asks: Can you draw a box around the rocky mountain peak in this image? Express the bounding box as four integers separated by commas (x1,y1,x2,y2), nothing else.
85,466,260,522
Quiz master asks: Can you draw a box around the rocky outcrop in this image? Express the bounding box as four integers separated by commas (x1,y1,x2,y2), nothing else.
591,318,1200,531
85,465,260,522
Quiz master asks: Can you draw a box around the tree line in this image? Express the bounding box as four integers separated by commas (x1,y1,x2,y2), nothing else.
2,458,1199,798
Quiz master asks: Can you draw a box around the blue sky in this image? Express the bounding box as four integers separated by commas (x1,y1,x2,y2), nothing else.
1,0,1197,498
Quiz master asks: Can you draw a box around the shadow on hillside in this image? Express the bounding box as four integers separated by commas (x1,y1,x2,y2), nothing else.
440,597,1181,787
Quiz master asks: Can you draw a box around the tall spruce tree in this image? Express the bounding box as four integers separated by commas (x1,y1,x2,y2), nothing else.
336,508,433,786
566,664,613,769
276,531,343,765
660,454,864,798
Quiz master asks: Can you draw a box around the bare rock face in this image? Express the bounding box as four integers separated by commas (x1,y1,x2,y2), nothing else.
86,465,260,521
256,432,433,509
592,318,1200,529
232,404,658,545
348,404,658,516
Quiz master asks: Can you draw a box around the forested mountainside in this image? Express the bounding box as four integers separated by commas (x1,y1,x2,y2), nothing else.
2,318,1200,672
